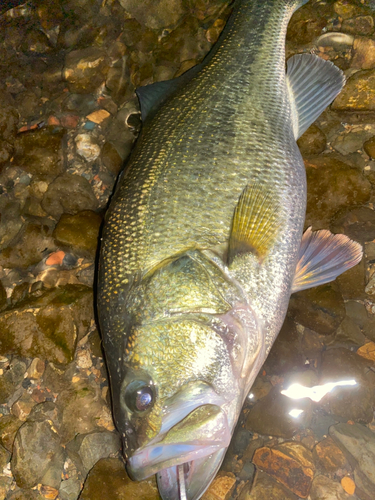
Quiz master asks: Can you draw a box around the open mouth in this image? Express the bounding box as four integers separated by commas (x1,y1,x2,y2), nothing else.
127,403,231,481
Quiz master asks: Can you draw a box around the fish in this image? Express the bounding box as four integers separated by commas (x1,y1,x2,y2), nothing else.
97,0,363,499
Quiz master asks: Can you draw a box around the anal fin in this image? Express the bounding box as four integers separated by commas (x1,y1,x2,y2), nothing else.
292,227,363,293
228,184,281,266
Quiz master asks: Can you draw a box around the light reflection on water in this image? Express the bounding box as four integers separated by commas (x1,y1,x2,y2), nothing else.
281,379,357,403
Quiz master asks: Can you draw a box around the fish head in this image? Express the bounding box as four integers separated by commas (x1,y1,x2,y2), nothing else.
108,250,265,499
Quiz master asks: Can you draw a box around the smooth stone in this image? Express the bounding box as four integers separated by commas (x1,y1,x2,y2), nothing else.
252,442,314,498
304,157,371,228
333,69,375,111
14,129,65,175
245,388,312,438
329,423,375,489
101,142,123,176
118,0,186,30
288,284,346,336
0,222,56,268
53,210,102,256
79,457,161,499
320,348,375,423
11,419,64,489
313,437,348,472
354,466,375,500
42,173,98,219
364,136,375,158
7,489,43,500
330,206,375,244
238,470,298,500
333,1,359,19
309,475,355,500
63,48,110,94
67,430,121,473
297,124,326,156
0,285,93,364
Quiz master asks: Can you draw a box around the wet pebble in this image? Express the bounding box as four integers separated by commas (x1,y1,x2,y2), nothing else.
118,0,186,30
75,134,101,162
309,475,355,500
297,124,326,156
53,210,102,257
352,37,375,70
202,472,236,500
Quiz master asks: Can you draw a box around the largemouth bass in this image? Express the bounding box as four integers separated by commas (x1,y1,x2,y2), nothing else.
97,0,362,498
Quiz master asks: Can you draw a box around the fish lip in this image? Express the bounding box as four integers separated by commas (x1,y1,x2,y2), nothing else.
126,403,231,482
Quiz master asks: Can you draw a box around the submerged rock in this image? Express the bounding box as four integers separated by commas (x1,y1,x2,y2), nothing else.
79,457,161,500
333,69,375,111
53,210,102,256
309,475,355,500
0,285,93,364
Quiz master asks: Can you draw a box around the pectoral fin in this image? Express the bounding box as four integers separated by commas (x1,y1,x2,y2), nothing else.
228,184,281,265
292,227,363,293
287,53,345,139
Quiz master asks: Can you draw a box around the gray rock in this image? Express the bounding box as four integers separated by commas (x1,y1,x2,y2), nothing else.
309,475,354,500
354,466,375,500
0,222,56,269
329,423,375,489
330,207,375,244
11,419,65,489
68,430,120,473
0,359,26,405
59,476,82,500
345,300,375,341
42,173,98,219
332,126,375,156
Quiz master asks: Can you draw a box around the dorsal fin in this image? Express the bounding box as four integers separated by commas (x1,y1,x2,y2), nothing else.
292,227,363,293
287,53,345,139
228,183,281,266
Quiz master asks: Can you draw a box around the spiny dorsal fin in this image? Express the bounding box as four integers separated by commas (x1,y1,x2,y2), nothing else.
292,227,363,293
287,53,345,139
228,184,281,266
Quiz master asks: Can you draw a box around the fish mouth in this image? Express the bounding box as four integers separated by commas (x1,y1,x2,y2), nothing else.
127,403,231,483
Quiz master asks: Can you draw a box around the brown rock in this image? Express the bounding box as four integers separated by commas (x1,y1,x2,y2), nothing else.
202,472,236,500
118,0,186,30
64,48,110,94
330,206,375,244
252,445,314,498
313,437,348,472
352,38,375,69
305,157,371,228
53,210,102,256
238,470,298,500
342,16,374,36
297,125,326,157
333,69,375,111
357,341,375,361
364,136,375,158
288,283,346,336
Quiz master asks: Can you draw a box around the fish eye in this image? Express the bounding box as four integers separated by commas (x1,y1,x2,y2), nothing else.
124,381,154,413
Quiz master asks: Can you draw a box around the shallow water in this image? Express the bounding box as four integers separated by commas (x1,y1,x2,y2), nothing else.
0,0,374,499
